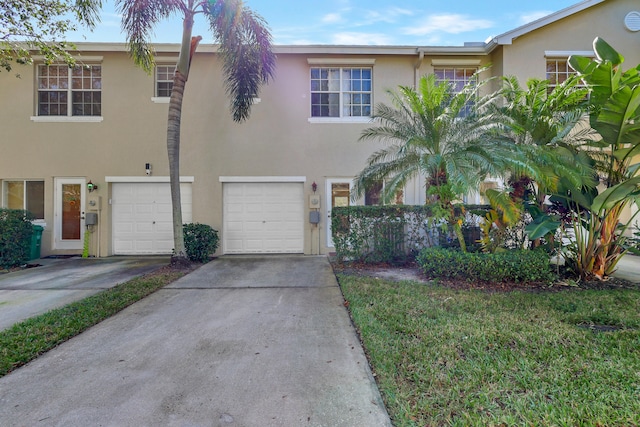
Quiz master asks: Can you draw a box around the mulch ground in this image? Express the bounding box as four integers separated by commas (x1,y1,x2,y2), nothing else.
330,259,639,293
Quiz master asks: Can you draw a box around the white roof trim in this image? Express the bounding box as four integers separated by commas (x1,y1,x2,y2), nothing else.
106,176,195,183
431,59,482,66
307,58,376,65
219,176,307,183
493,0,606,45
545,50,594,57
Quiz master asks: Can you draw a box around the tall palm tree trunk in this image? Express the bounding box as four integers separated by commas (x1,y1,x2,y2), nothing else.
167,70,188,264
167,15,199,266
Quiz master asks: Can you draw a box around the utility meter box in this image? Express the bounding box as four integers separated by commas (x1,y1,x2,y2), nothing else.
309,211,320,224
87,195,102,211
85,212,98,225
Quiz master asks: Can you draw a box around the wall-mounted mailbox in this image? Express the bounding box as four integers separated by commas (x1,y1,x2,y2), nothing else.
309,211,320,224
309,194,320,208
85,212,98,226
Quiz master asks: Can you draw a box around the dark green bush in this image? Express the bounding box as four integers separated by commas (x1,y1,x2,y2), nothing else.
183,223,219,263
331,205,491,264
417,247,556,285
0,209,34,269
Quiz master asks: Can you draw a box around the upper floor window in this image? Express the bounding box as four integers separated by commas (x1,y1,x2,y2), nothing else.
2,180,45,219
310,67,372,118
434,67,477,116
37,64,101,117
155,65,174,97
546,59,579,92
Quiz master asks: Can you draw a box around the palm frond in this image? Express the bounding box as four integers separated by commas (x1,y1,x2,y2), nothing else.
117,0,183,73
208,0,276,122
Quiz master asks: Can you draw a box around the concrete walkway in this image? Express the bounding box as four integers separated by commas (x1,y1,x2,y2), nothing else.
0,256,169,331
613,254,640,283
0,256,391,427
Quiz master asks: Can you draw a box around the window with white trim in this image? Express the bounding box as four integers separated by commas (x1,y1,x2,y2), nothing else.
155,65,174,97
2,180,45,219
546,59,582,92
434,67,477,116
37,64,101,116
310,67,372,118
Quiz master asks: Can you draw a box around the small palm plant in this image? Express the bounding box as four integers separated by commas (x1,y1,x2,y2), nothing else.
353,72,518,250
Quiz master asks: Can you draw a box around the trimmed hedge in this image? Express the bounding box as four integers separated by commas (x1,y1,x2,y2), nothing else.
0,209,34,269
331,205,490,263
183,223,219,263
417,247,556,285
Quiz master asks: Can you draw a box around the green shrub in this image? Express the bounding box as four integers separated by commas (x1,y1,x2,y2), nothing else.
183,223,219,263
0,209,34,269
417,247,556,285
331,205,491,264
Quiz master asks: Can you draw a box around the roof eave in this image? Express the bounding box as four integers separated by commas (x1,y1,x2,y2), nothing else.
492,0,605,45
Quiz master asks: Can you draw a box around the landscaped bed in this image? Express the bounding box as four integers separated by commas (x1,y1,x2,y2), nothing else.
336,266,640,426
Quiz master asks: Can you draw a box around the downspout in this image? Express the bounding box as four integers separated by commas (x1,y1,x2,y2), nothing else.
414,49,425,203
414,49,424,89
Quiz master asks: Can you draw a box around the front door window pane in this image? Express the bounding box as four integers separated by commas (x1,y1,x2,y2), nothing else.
332,183,350,208
62,184,81,239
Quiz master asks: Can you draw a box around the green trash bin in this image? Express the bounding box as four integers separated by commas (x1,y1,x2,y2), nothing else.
30,225,43,260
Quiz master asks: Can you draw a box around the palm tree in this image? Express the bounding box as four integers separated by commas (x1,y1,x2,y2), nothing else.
498,76,597,211
117,0,276,265
353,72,520,250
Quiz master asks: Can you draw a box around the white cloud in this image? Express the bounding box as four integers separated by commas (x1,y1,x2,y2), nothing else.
518,11,553,25
403,14,494,36
363,7,413,25
332,32,394,45
322,13,343,24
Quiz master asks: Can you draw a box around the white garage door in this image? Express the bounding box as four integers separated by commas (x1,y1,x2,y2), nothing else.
112,183,192,255
223,182,304,254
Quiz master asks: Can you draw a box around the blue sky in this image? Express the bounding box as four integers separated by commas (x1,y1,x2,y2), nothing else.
69,0,580,46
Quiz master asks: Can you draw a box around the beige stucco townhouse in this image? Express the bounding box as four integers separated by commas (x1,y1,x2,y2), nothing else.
1,0,638,258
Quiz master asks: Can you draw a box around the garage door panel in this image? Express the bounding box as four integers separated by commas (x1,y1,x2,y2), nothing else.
223,182,303,254
112,183,192,255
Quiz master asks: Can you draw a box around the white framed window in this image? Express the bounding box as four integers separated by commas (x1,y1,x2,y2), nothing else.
434,67,477,116
2,180,45,219
545,58,586,93
36,64,101,117
310,67,372,120
546,59,573,84
155,65,174,97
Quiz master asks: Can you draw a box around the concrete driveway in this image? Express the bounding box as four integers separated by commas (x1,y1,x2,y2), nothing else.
0,256,391,427
0,256,169,331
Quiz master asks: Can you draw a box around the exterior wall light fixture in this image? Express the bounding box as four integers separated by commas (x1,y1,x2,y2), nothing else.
312,181,317,193
87,180,98,192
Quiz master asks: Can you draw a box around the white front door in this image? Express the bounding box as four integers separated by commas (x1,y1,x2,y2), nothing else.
54,178,86,250
325,179,352,248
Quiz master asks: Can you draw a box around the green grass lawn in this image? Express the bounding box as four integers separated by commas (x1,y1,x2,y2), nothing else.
338,274,640,427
